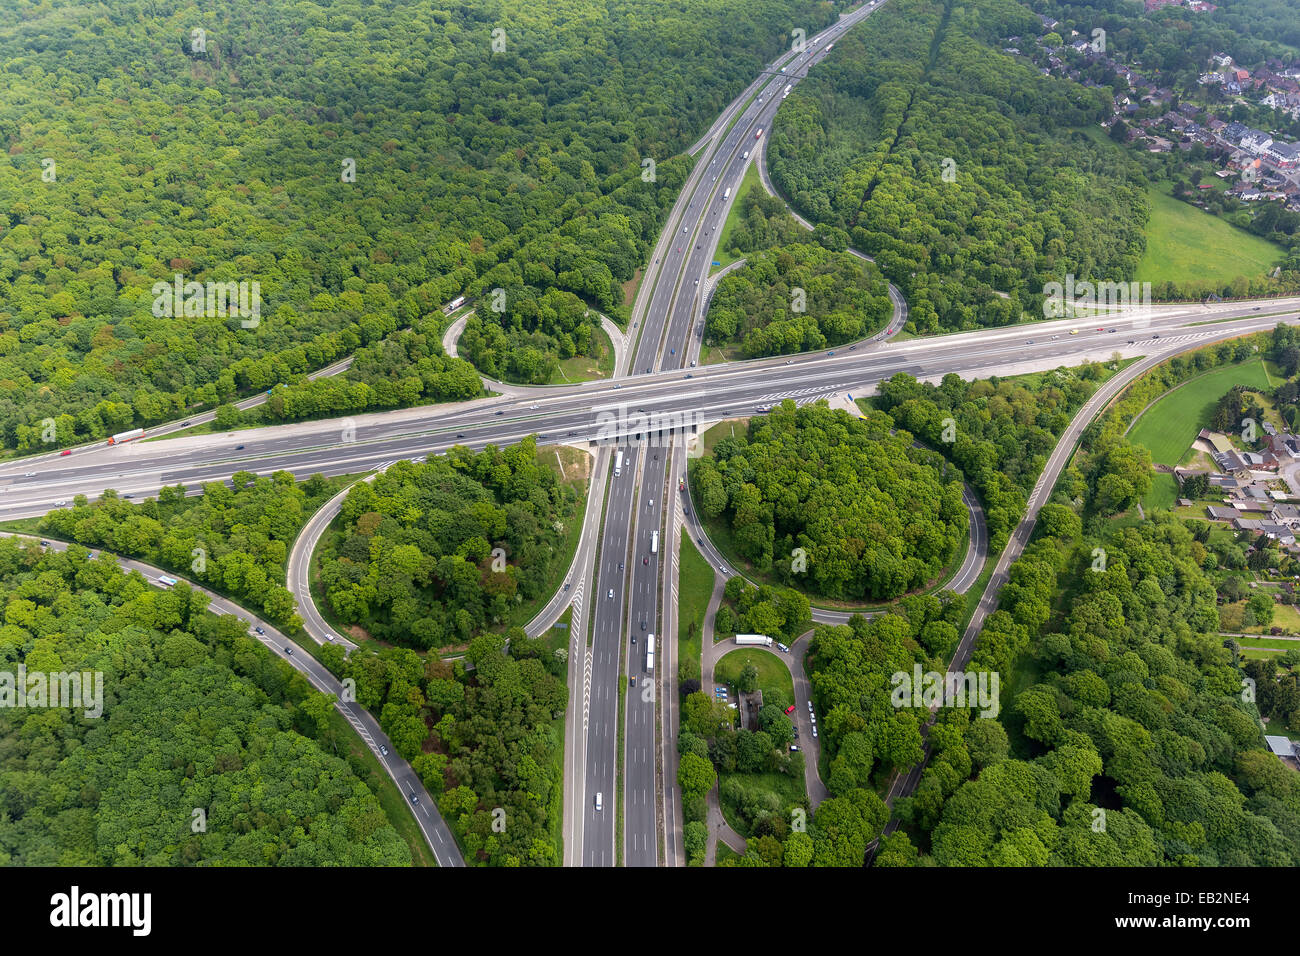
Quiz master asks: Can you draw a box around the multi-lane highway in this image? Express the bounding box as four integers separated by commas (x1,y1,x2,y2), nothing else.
7,0,1300,871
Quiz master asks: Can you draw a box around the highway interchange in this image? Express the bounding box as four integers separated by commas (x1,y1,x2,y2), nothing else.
6,0,1300,868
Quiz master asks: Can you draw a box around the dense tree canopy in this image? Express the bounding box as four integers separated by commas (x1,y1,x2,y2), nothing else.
0,0,850,448
694,402,968,601
0,541,409,865
318,438,581,649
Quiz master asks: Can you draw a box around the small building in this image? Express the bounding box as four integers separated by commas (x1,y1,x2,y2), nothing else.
1207,505,1242,521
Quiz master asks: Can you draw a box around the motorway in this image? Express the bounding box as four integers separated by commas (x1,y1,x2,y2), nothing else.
6,0,1300,871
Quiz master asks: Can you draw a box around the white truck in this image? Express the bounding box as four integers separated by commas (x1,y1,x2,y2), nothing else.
651,530,659,554
615,450,623,478
646,634,655,672
735,634,773,647
723,187,731,200
108,427,144,445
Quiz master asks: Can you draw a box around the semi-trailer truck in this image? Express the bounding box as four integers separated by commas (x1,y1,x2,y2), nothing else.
723,187,731,200
651,530,659,554
615,450,623,477
646,634,655,672
735,634,773,647
108,427,144,445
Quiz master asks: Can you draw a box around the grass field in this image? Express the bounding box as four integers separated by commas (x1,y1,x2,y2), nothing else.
1142,472,1179,512
1127,359,1275,466
714,647,795,705
549,322,615,384
712,161,762,274
678,536,713,683
1136,183,1284,286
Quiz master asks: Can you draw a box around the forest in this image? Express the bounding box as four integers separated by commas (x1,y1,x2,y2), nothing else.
38,471,347,630
318,628,568,866
316,439,581,650
875,362,1112,551
0,0,853,448
0,542,410,865
704,239,893,358
768,0,1151,334
693,402,969,601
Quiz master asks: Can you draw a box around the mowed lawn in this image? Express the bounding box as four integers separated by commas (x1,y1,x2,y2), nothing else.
1136,184,1284,286
1127,359,1275,466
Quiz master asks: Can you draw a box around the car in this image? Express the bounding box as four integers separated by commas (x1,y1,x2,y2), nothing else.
786,359,793,364
1096,327,1104,332
23,472,34,477
410,791,420,805
235,444,245,450
124,493,134,499
808,701,813,712
54,499,66,506
563,582,570,592
632,635,636,644
685,374,693,379
595,792,603,811
827,350,835,356
1069,329,1078,335
284,646,293,655
1026,340,1034,345
607,589,614,599
1051,335,1058,340
683,226,688,233
380,745,388,756
618,561,624,571
812,726,818,739
456,433,465,438
719,565,728,574
690,361,696,368
1254,306,1261,311
60,449,71,456
790,745,800,752
646,367,651,374
494,410,504,416
39,540,49,546
181,421,192,427
785,704,796,715
643,556,649,565
1108,328,1117,333
641,620,647,630
777,642,789,653
87,552,95,559
254,626,264,635
849,344,857,351
614,384,621,389
1152,333,1160,339
694,279,699,285
630,675,636,686
1127,339,1135,345
676,247,681,252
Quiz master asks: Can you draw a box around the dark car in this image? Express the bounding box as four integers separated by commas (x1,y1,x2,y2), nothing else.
254,626,264,635
284,646,293,655
456,433,466,438
235,444,245,450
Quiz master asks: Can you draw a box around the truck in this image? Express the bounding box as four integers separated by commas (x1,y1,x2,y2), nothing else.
755,128,764,139
108,427,144,445
782,84,792,98
735,634,773,647
156,576,178,589
651,530,659,554
615,450,624,478
646,634,655,672
825,43,834,52
723,187,731,200
444,295,467,315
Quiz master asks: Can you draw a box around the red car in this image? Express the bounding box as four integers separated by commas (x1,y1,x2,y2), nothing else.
784,704,796,715
60,449,71,456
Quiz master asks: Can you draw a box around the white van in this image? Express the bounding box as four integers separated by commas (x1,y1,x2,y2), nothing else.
595,792,604,811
